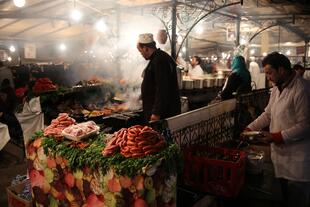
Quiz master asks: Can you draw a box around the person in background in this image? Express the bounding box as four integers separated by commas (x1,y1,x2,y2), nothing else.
293,64,310,81
220,55,251,100
0,61,14,89
188,56,204,78
249,61,261,89
1,79,18,112
0,79,23,145
244,52,310,207
137,33,181,122
293,64,305,76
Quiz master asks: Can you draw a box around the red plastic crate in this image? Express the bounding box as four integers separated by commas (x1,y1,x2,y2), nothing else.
183,146,246,197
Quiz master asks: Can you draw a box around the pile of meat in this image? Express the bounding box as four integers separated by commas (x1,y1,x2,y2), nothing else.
32,78,57,93
102,125,166,158
44,113,76,140
62,121,99,139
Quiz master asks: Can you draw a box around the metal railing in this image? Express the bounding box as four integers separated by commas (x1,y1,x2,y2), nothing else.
158,99,236,148
153,89,270,148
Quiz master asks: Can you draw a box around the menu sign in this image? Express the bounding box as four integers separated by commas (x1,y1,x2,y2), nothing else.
24,43,36,59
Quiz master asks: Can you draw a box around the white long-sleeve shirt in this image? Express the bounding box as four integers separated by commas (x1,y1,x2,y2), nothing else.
248,74,310,181
188,65,204,78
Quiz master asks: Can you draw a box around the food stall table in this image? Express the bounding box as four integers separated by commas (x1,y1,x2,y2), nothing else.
27,131,179,207
0,122,10,150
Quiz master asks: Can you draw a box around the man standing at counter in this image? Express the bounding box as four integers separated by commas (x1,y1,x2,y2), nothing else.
244,52,310,207
188,56,204,78
137,33,181,122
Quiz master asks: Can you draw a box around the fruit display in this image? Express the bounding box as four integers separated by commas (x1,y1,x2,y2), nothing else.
32,78,57,93
27,129,180,207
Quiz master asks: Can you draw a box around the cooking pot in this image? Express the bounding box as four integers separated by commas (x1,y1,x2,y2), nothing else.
193,78,204,89
182,79,194,90
215,77,225,87
203,77,215,88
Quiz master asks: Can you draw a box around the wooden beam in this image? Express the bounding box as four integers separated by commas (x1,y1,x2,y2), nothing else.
11,20,50,37
0,19,21,30
35,25,71,39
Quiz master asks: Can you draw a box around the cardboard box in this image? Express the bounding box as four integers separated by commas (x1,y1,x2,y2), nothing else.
6,182,32,207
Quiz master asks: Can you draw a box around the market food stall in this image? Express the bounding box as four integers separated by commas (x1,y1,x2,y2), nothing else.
26,117,180,207
1,0,309,206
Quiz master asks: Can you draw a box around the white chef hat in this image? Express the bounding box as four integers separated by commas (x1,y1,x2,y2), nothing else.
138,33,154,44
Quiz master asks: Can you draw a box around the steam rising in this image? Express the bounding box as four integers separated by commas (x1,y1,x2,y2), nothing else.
67,14,165,110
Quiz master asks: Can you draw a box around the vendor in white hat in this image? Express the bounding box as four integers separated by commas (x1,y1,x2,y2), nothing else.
137,33,181,122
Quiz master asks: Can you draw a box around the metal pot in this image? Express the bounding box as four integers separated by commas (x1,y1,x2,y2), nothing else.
203,77,215,88
246,151,264,175
215,77,225,87
193,78,204,89
180,96,189,113
182,79,194,90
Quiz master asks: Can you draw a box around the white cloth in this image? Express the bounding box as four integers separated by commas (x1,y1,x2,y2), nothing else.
0,122,10,150
15,97,44,146
188,65,204,78
249,61,265,89
248,74,310,181
303,70,310,81
256,73,266,89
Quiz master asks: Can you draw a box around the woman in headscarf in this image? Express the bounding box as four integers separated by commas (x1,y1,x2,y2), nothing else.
220,55,251,100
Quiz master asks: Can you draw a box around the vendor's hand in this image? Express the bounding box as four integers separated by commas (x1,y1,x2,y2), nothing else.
257,131,273,144
240,127,252,140
150,114,160,122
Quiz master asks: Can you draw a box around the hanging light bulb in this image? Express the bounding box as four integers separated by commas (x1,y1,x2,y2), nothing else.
13,0,25,7
7,56,12,62
9,45,16,52
95,19,107,33
240,37,247,45
59,43,67,51
70,9,83,22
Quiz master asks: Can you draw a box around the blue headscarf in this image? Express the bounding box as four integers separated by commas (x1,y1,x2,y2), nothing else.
231,56,250,83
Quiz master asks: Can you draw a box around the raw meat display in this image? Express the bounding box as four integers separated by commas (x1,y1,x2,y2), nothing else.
102,125,166,158
62,121,100,140
32,78,57,93
44,113,76,140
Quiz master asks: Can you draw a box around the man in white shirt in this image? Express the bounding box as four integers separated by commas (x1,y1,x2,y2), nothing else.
188,56,204,78
245,52,310,207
